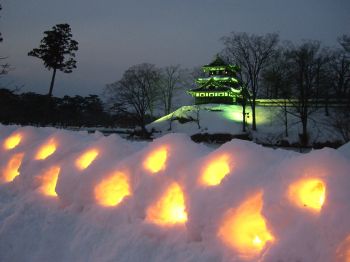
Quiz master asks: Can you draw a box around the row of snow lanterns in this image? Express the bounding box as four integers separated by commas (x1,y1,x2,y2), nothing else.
1,132,330,259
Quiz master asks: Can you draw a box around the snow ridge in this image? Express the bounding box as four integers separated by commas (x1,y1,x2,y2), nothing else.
0,125,349,262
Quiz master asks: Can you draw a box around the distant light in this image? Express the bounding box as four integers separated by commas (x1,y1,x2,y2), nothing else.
75,149,99,170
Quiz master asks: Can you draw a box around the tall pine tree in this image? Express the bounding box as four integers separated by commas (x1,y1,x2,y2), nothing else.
28,24,78,97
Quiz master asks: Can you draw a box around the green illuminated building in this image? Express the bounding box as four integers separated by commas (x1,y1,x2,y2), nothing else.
187,56,242,105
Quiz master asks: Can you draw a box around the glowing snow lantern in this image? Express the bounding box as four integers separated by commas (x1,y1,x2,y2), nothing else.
288,178,326,212
146,182,188,226
3,133,22,150
143,147,168,174
94,171,131,207
336,235,350,262
75,149,99,170
35,139,57,160
2,153,24,182
38,166,60,197
200,154,230,186
218,192,274,259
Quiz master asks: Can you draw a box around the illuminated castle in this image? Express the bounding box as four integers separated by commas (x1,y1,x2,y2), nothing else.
187,56,242,105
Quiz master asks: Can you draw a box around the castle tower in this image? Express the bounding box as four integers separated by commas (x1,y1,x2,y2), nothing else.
187,56,242,105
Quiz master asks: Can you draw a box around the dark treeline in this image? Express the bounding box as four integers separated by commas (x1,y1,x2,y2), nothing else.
0,88,138,128
1,10,349,142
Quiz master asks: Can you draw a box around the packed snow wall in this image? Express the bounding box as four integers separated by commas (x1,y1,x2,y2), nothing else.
0,125,350,262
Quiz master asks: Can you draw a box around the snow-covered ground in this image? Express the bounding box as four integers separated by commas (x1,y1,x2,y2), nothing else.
0,125,350,261
147,104,343,146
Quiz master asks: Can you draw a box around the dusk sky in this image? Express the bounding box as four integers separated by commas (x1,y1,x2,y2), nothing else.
1,0,349,97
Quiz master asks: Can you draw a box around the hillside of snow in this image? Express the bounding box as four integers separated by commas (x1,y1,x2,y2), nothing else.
1,125,350,261
147,104,343,146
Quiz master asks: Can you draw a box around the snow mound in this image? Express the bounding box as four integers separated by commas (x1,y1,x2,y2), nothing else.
338,141,350,158
148,104,343,146
0,125,350,262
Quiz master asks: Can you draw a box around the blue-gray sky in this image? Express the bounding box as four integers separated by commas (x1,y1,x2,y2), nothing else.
1,0,349,97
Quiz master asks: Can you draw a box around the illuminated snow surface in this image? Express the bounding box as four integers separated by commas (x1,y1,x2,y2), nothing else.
0,125,350,262
147,104,342,145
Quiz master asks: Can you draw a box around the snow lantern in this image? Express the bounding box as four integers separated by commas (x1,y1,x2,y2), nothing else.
35,138,57,160
75,148,99,170
200,154,231,186
143,147,168,174
3,133,22,150
146,182,188,225
288,178,326,212
1,153,24,183
94,171,131,207
37,166,60,197
336,235,350,262
218,191,274,259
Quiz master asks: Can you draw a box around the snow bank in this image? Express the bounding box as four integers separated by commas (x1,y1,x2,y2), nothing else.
0,125,350,262
148,104,343,146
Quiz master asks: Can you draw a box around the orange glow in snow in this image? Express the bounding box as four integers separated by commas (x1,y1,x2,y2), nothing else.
3,133,22,150
146,182,188,226
75,149,99,170
288,178,326,212
143,147,168,174
94,171,131,207
218,192,274,259
200,154,230,186
38,166,60,197
2,153,24,182
336,235,350,262
35,139,57,160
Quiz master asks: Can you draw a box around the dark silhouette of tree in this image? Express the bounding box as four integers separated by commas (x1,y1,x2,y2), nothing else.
0,88,20,123
339,35,350,53
28,24,78,97
105,63,161,135
240,85,250,132
261,49,293,137
284,41,327,146
221,32,279,131
0,88,111,127
0,3,11,79
0,4,3,43
328,50,350,101
159,65,185,115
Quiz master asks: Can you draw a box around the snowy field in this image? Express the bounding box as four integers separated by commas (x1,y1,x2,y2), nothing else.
0,124,350,262
148,104,343,146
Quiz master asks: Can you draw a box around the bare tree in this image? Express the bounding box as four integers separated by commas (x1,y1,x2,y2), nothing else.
338,35,350,54
332,110,350,142
0,4,10,79
261,48,293,137
0,4,3,43
221,32,279,130
105,63,160,135
159,65,182,115
328,36,350,141
328,50,350,101
284,41,328,146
